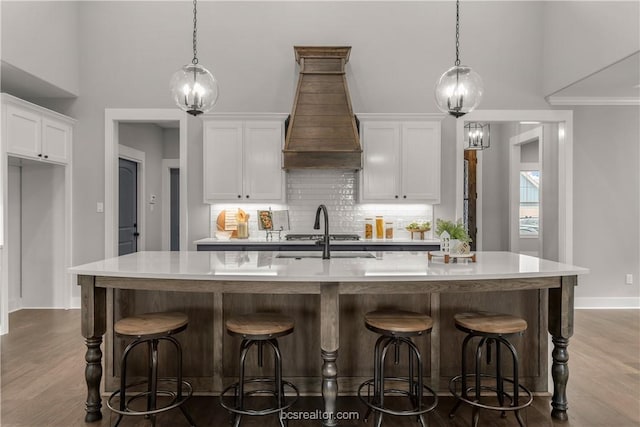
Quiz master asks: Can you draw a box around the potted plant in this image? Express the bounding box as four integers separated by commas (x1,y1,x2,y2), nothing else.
435,219,471,254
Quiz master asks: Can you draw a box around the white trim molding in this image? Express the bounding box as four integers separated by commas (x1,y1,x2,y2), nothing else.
355,113,446,121
161,159,180,251
547,96,640,106
575,297,640,309
104,109,188,258
455,110,573,264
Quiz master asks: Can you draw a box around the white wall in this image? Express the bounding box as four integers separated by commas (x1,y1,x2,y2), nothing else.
1,1,80,96
573,106,640,307
119,123,165,251
18,161,66,308
542,1,640,96
481,123,510,251
162,128,180,159
7,165,21,311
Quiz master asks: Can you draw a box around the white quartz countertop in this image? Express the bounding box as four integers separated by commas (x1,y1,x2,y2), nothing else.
69,251,588,282
194,237,441,245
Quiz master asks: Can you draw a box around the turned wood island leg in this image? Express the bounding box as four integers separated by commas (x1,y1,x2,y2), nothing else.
79,275,107,423
320,283,339,426
548,275,576,421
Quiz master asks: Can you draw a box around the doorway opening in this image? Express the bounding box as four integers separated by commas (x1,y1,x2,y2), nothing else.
104,109,188,258
509,127,544,257
456,110,573,263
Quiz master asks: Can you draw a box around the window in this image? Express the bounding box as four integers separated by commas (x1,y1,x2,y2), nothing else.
519,170,539,237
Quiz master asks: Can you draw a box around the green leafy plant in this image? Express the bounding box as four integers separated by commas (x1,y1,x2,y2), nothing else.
435,218,471,243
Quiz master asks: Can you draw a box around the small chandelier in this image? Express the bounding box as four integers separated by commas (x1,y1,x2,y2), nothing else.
434,0,483,118
465,122,490,150
170,0,219,116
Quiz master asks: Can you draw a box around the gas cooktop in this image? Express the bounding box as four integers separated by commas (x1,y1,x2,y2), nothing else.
285,233,361,241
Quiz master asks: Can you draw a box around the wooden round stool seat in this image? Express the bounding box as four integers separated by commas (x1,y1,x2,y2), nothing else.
454,311,527,335
365,310,433,336
114,312,189,337
226,313,294,339
108,311,195,427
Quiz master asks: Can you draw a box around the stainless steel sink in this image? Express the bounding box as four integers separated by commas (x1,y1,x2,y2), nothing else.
276,252,376,259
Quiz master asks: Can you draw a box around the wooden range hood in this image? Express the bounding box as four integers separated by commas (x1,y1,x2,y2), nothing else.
283,46,362,170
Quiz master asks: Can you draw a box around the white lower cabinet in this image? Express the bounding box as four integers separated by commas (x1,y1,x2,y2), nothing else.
359,115,442,203
203,114,287,203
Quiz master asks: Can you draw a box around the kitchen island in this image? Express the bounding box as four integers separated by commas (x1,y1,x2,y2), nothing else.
70,250,587,426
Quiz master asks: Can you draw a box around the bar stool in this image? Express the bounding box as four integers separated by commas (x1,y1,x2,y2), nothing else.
220,313,299,427
107,312,196,427
449,311,533,427
357,310,438,427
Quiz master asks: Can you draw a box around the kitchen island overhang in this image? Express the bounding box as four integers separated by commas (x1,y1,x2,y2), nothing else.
71,251,587,425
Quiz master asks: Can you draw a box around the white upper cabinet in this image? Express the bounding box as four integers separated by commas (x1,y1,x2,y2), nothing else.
359,115,442,203
203,114,287,203
41,117,72,164
2,94,73,165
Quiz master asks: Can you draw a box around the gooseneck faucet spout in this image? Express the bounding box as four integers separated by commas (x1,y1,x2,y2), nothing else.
314,204,331,259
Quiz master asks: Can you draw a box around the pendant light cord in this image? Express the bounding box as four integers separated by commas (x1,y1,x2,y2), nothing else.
455,0,460,66
192,0,199,65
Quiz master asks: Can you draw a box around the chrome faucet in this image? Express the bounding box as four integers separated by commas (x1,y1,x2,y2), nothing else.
314,204,331,259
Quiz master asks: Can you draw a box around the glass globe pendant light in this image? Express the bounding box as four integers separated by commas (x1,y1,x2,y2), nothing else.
434,0,483,118
170,0,218,116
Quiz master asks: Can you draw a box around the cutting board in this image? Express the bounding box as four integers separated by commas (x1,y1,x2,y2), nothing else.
216,208,247,238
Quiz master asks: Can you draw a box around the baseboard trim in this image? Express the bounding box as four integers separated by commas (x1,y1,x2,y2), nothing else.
9,299,22,313
575,297,640,309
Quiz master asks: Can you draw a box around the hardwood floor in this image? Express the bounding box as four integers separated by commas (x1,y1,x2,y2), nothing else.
1,309,638,426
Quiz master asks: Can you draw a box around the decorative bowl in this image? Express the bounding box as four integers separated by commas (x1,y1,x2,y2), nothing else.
215,230,233,241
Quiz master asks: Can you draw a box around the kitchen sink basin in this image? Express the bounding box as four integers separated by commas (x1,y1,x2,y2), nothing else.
276,252,376,259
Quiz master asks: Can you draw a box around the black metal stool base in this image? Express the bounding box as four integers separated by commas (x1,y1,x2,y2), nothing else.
107,379,195,426
220,378,299,418
221,338,299,427
449,331,533,427
358,335,438,427
449,373,533,414
108,335,196,427
358,377,438,421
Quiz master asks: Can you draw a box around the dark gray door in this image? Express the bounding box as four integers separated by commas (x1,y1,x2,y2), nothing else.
119,158,138,255
170,168,180,251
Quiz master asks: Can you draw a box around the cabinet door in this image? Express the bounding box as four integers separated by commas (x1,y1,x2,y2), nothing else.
401,121,441,202
42,118,71,164
203,121,244,201
243,121,284,201
5,104,41,159
360,121,400,201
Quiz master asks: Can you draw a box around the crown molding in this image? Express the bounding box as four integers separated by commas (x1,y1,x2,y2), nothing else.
546,96,640,106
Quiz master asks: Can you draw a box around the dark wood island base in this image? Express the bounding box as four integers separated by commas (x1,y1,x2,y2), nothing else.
72,251,586,426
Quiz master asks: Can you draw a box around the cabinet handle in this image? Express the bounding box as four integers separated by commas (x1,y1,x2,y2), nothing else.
403,195,407,199
246,195,250,199
44,155,48,159
395,195,398,199
38,153,42,157
237,195,242,198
